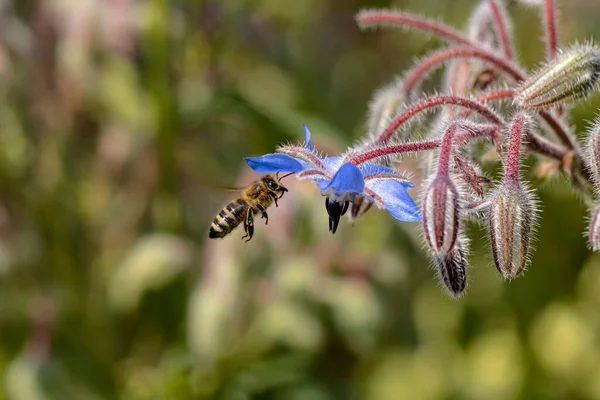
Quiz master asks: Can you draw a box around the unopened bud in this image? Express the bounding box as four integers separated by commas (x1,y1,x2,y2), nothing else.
422,175,461,256
436,238,468,297
586,117,600,187
488,183,537,278
368,82,405,140
515,46,600,110
588,204,600,251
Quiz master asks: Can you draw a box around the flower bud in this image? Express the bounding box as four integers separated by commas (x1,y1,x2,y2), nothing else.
368,82,405,140
586,117,600,187
488,182,537,278
436,238,468,297
515,46,600,110
588,204,600,251
422,175,461,256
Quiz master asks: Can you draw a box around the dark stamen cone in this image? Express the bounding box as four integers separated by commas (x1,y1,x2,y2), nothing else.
422,175,461,256
436,238,468,297
488,182,536,278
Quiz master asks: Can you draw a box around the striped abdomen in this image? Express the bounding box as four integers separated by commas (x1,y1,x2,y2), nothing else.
209,198,248,238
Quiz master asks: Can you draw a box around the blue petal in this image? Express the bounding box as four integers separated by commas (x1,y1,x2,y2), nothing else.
303,124,313,151
360,163,414,187
244,154,305,173
320,163,365,200
367,179,422,221
323,156,342,170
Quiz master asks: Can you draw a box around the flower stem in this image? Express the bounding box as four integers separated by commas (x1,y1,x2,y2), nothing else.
349,126,496,165
488,0,514,60
544,0,558,59
349,140,441,165
402,46,525,95
375,95,503,144
505,113,525,184
356,10,473,46
437,123,459,177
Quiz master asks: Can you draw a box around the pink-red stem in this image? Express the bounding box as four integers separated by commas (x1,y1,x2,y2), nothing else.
356,10,473,46
375,95,503,144
488,0,514,60
544,0,558,60
402,46,525,95
348,128,495,166
436,123,459,177
505,113,525,184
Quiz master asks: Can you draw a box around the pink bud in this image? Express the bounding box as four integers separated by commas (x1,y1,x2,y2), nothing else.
422,175,461,256
488,182,537,278
586,117,600,187
588,204,600,251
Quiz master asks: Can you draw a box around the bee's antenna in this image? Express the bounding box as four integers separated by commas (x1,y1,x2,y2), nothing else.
279,172,294,180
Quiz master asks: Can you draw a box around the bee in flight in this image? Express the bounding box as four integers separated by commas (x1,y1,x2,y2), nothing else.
209,173,292,242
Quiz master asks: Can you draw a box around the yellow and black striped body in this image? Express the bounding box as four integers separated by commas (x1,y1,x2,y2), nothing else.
208,174,288,241
209,198,249,238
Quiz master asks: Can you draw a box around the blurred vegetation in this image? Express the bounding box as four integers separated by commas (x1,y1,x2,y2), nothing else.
1,0,600,399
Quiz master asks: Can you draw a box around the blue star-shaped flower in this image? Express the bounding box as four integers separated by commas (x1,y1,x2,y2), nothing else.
244,125,422,233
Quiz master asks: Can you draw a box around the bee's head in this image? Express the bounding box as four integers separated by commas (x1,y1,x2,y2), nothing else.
263,174,288,194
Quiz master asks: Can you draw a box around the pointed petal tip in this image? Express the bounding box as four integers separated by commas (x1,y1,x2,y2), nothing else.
244,153,305,173
303,124,313,151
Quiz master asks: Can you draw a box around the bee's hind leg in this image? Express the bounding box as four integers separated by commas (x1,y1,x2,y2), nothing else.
257,204,269,225
242,209,254,242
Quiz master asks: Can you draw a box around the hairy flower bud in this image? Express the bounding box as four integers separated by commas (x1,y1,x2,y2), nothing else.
588,204,600,251
586,117,600,187
436,237,468,297
488,183,537,278
515,46,600,110
368,82,405,140
422,175,461,256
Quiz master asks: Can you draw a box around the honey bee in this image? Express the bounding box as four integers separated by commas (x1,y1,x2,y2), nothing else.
209,173,291,242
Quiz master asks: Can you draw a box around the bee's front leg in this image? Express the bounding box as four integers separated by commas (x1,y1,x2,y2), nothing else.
270,192,280,208
256,204,269,225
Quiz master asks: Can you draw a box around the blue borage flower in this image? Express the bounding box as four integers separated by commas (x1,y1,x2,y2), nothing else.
244,125,422,233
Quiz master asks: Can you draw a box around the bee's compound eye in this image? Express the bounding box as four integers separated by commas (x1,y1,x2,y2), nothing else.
267,180,278,190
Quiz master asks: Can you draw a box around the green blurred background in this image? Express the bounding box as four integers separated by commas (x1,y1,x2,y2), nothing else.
1,0,600,399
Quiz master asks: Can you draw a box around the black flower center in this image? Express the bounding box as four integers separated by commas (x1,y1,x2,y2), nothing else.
325,197,349,234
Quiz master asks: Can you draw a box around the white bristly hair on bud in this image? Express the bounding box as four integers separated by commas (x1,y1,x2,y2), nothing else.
487,181,540,279
585,115,600,190
435,233,470,297
515,44,600,110
367,80,406,141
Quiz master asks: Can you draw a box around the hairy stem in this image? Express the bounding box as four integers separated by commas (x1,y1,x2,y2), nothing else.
544,0,558,59
349,140,441,165
437,123,460,177
505,113,525,184
402,46,526,95
524,129,568,161
356,10,473,46
375,95,504,144
488,0,514,60
349,127,496,165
